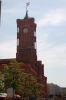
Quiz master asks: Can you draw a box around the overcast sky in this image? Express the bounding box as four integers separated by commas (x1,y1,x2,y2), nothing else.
0,0,66,87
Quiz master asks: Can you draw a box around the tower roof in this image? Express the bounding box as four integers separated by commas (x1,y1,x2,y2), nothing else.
24,10,28,19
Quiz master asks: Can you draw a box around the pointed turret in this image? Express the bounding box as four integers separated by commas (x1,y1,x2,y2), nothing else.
24,10,28,19
24,1,30,19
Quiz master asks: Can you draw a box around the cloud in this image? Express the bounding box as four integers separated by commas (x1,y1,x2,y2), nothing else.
37,31,66,68
39,43,66,68
2,8,22,14
38,9,66,27
0,40,16,59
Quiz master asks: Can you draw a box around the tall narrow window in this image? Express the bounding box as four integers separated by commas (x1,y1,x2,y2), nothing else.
17,27,19,33
17,38,19,46
34,42,37,49
34,31,36,37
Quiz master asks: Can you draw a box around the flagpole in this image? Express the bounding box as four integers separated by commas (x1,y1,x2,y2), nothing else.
26,2,28,13
25,1,30,18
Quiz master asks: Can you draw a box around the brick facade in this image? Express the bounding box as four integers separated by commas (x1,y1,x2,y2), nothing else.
0,15,47,97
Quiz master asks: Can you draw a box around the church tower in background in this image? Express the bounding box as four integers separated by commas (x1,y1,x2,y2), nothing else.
0,2,47,97
16,12,37,69
16,3,47,97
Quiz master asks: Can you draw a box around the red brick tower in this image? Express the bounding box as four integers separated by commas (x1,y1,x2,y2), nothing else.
16,12,37,67
16,11,47,97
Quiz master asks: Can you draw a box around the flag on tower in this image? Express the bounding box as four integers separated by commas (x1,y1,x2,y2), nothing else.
26,2,30,7
25,1,30,18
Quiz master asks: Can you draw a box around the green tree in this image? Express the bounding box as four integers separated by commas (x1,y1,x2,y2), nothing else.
0,71,4,92
20,73,40,98
2,60,40,98
3,60,23,94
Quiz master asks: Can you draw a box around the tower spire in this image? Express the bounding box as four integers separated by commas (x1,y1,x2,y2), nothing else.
25,1,30,19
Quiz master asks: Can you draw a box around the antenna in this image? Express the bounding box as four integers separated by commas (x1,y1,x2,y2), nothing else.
25,0,30,18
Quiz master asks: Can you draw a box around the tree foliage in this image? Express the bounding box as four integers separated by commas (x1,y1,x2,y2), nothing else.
1,60,40,97
0,71,4,92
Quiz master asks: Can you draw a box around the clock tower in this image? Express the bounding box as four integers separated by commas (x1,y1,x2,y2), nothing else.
16,9,47,97
16,12,37,67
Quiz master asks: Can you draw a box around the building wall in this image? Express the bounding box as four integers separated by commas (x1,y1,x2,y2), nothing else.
0,16,47,98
